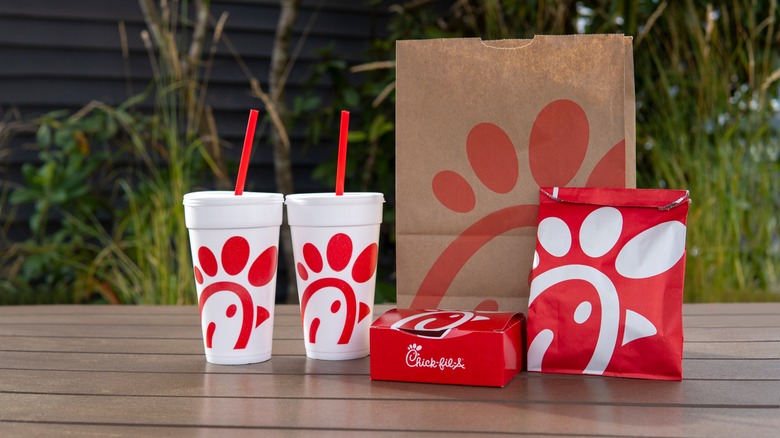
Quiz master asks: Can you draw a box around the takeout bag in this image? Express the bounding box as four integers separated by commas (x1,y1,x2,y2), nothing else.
527,187,690,380
395,35,636,312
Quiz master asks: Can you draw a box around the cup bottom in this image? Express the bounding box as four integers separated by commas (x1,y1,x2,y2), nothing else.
205,351,271,365
305,348,369,361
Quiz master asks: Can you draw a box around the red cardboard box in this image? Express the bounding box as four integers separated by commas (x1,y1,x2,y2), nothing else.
370,309,525,387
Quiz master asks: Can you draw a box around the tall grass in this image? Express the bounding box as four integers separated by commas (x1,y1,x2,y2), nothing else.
635,0,780,301
84,0,229,304
313,0,779,302
3,1,778,303
66,101,205,305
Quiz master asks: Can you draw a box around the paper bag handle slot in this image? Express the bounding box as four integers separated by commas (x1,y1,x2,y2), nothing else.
480,39,534,49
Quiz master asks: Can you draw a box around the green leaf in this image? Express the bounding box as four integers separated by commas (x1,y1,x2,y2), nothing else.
9,187,37,205
37,161,57,186
347,131,368,142
374,281,396,304
302,95,321,111
344,89,360,108
50,189,67,204
36,124,52,147
101,113,119,141
118,86,152,111
312,161,337,186
310,120,322,144
53,128,77,152
30,210,44,234
20,163,37,183
79,114,102,134
113,108,135,127
368,115,394,142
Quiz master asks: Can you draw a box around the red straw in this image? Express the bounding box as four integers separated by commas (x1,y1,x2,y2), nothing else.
335,110,350,196
235,109,259,196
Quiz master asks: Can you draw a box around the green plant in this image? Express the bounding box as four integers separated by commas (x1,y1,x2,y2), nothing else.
85,0,229,304
12,107,117,236
2,105,120,304
635,0,780,300
2,0,229,305
301,0,778,302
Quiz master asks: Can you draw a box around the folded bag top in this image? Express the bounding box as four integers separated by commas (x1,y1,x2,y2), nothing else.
540,186,690,210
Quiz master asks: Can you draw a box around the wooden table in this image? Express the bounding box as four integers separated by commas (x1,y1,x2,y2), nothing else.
1,303,778,436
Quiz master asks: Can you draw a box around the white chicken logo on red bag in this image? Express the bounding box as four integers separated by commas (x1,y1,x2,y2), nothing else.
527,189,689,380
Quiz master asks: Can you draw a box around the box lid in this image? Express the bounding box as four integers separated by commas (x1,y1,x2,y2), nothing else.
372,308,523,339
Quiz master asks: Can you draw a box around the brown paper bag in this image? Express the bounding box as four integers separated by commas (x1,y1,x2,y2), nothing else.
395,35,636,312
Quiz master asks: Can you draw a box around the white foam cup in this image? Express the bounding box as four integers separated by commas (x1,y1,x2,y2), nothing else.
285,192,384,360
183,191,283,365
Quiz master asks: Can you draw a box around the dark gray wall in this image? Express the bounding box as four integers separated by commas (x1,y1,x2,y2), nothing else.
0,0,387,186
0,0,389,300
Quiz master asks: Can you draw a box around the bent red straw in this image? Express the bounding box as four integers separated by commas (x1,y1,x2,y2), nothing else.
235,109,259,195
335,110,350,196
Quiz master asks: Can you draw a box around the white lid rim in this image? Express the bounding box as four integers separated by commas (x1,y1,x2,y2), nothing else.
285,192,385,206
183,191,284,206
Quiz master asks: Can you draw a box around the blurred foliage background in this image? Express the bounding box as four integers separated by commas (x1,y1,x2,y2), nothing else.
1,0,778,304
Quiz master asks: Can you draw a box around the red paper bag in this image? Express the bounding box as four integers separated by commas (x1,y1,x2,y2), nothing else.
527,187,690,380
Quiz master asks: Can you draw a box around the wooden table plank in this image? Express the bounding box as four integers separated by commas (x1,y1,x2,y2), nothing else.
1,350,777,381
3,334,778,359
4,324,778,344
678,302,780,315
0,324,304,340
683,341,780,359
2,369,779,408
0,313,301,327
0,337,309,356
0,423,418,438
0,303,778,437
683,327,780,342
2,313,779,330
2,302,778,316
2,392,778,437
0,304,306,316
1,303,778,326
0,351,370,375
683,314,780,327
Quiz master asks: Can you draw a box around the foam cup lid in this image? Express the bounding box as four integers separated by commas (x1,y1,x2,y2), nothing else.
285,192,385,205
183,191,283,206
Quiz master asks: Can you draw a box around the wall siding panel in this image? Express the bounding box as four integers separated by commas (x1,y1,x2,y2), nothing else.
0,0,389,301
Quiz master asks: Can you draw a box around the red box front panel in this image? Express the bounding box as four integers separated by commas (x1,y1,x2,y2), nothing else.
370,309,525,387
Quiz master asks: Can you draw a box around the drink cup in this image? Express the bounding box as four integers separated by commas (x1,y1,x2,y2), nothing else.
183,191,283,365
285,192,384,360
